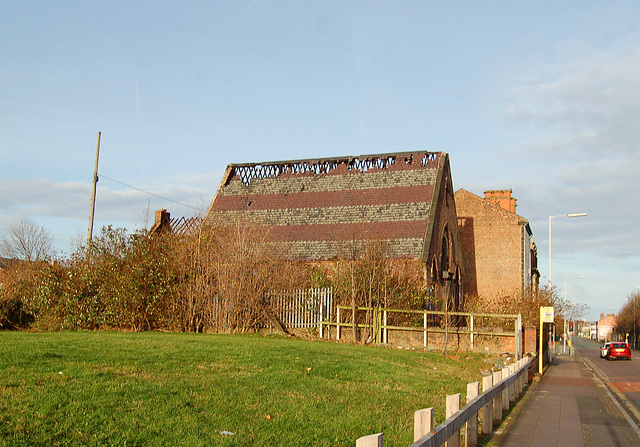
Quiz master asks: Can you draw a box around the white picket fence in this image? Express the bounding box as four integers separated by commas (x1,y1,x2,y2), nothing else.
270,288,333,329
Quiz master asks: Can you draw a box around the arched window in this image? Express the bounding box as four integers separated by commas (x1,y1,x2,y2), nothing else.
444,175,450,207
441,226,451,277
431,257,439,283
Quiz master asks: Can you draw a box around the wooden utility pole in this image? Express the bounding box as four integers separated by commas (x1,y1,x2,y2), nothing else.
86,132,101,253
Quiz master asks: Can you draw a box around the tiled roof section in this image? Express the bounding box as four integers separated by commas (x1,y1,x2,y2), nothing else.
206,151,443,260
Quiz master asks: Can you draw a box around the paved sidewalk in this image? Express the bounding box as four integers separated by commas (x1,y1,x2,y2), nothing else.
491,355,586,446
490,354,640,447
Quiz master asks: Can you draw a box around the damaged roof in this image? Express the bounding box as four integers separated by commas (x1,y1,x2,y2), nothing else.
205,151,452,261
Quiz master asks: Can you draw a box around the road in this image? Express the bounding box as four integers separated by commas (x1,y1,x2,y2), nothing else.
570,336,640,445
573,336,640,418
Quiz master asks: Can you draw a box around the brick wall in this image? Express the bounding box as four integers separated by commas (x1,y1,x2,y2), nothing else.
524,326,537,355
455,189,528,300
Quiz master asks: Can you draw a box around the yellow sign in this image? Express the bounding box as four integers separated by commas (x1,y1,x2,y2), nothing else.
541,306,554,323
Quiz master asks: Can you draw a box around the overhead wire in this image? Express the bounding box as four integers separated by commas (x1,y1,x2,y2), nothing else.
98,173,201,211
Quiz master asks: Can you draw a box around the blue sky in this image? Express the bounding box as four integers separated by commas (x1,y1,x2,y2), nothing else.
2,1,639,321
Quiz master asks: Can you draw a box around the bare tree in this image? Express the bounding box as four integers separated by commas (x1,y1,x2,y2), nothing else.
0,219,53,261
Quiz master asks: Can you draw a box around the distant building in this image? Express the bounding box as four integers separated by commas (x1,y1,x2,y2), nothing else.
598,313,617,341
454,188,539,301
205,151,464,309
149,209,201,236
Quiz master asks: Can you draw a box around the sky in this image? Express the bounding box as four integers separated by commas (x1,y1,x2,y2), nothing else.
1,1,639,321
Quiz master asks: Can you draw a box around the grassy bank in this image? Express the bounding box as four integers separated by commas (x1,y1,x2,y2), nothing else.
0,332,498,446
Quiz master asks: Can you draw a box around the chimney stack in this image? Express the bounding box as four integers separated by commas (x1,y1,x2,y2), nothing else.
484,189,517,213
150,209,171,234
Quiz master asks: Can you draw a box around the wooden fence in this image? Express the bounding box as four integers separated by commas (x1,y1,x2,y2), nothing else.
356,356,533,447
320,306,523,359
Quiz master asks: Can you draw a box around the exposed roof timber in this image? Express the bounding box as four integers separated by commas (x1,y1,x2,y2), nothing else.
228,150,438,169
227,151,440,186
169,216,202,236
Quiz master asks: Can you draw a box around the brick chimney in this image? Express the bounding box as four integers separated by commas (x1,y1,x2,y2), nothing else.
484,189,517,213
150,209,171,234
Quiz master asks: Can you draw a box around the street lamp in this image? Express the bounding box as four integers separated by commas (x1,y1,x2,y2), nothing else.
635,286,640,349
562,276,583,355
548,213,588,286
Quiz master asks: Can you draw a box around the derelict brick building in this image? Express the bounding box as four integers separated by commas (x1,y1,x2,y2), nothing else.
455,188,539,302
206,151,463,309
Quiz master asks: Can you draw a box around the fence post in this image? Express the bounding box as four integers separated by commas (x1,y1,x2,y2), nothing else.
383,310,388,344
517,361,524,396
356,433,383,447
516,314,522,360
465,382,479,447
372,306,378,343
521,359,529,393
519,359,527,395
501,368,509,411
337,307,341,341
424,311,428,348
446,394,461,447
414,408,434,442
508,364,516,403
376,307,382,344
325,289,331,339
482,375,493,435
319,300,324,339
470,315,474,351
493,371,502,422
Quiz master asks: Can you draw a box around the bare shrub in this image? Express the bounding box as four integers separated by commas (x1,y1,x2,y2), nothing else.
0,260,38,328
321,239,429,342
0,219,53,261
170,220,308,333
464,284,561,328
0,218,459,336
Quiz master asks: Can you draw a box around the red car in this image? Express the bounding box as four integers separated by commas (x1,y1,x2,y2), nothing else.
607,342,631,360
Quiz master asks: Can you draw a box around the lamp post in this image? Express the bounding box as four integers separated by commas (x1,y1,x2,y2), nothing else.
565,276,585,355
633,286,640,349
549,213,586,357
548,213,588,286
563,277,568,354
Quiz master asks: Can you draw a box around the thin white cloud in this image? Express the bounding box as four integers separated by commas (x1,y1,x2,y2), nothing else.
506,33,640,160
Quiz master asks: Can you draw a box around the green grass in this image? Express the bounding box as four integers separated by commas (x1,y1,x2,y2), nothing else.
0,332,498,446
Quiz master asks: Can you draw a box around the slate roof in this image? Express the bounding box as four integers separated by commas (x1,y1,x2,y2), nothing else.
206,151,451,261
